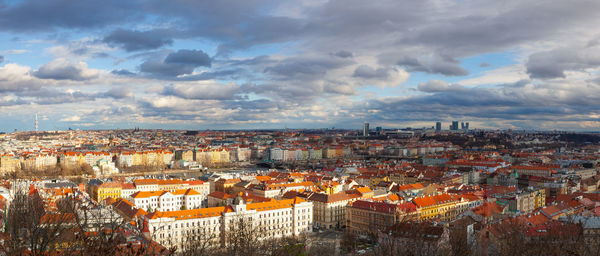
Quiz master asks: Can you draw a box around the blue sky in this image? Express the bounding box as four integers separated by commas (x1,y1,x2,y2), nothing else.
1,0,600,131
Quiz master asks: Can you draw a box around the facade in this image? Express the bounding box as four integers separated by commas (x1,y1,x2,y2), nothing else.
88,181,122,202
346,200,417,235
22,154,57,171
145,197,313,250
129,189,203,212
307,192,360,229
413,194,460,222
252,181,315,198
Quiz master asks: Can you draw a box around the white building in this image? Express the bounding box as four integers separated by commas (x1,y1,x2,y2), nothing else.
129,189,203,212
145,197,313,250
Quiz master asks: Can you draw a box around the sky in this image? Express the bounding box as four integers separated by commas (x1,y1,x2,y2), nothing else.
1,0,600,132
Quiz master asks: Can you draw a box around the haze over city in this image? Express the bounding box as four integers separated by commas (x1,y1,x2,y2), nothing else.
1,0,600,131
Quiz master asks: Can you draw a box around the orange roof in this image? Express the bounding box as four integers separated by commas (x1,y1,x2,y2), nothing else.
256,176,272,182
134,179,159,185
245,198,300,212
131,191,163,198
147,206,232,220
157,179,182,185
355,186,373,194
183,180,204,185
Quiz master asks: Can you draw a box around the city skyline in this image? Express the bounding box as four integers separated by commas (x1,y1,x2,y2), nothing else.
1,1,600,131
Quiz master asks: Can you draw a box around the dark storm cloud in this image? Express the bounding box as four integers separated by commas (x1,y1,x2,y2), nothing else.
0,0,141,31
140,49,212,77
103,29,174,52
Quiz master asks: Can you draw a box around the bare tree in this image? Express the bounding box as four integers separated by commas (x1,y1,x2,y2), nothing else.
222,213,261,256
176,225,221,256
3,190,74,255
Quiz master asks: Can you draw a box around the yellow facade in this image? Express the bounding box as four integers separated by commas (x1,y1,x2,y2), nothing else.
131,152,144,166
534,188,546,209
370,176,389,187
92,182,122,202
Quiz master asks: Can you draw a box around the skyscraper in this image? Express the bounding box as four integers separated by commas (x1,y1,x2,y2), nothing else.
436,122,442,131
363,123,370,136
451,121,459,131
465,122,470,130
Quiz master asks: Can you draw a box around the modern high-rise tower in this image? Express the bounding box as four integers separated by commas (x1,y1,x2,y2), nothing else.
451,121,459,131
34,113,38,132
435,122,442,131
363,123,370,136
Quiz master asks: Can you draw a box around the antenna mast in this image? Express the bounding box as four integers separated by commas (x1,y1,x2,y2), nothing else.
34,113,39,132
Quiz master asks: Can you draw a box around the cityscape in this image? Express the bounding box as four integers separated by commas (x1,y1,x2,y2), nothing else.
1,0,600,255
1,125,600,255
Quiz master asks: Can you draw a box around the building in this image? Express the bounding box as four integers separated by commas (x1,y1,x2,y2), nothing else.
129,189,203,212
363,123,370,137
377,222,450,255
346,200,417,235
88,180,122,202
252,181,315,198
145,197,313,250
307,192,360,229
450,121,459,131
215,178,241,193
412,194,460,222
435,122,442,131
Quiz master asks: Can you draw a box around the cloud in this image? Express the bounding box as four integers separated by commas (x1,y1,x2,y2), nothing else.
161,81,239,100
103,29,174,52
2,49,29,54
417,80,466,93
140,49,212,77
0,63,43,92
33,59,99,81
526,46,600,79
60,115,81,122
164,49,211,67
102,86,134,99
0,55,3,63
332,50,353,58
111,69,136,76
397,55,469,76
480,62,490,67
0,0,141,31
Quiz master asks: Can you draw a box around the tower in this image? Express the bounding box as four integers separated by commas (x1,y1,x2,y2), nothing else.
363,123,370,137
435,122,442,131
34,113,38,132
451,121,459,131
